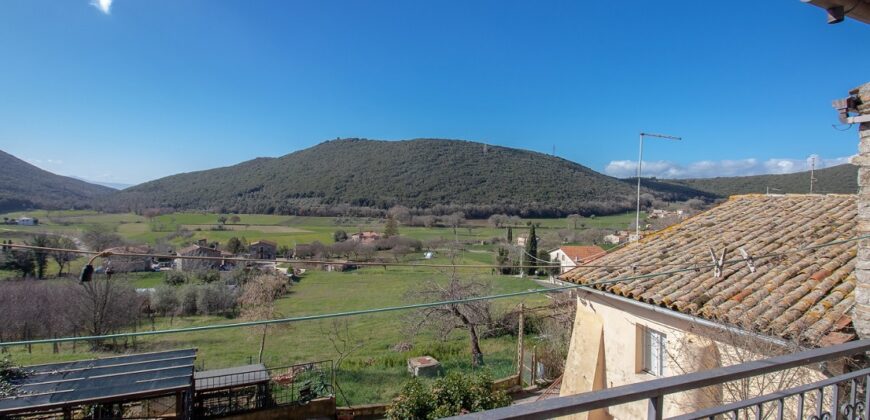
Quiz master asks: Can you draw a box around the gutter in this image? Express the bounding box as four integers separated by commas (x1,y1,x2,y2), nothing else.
575,285,798,349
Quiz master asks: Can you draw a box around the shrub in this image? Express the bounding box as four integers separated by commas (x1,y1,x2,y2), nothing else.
152,285,179,317
165,271,188,286
196,284,237,316
195,269,221,284
179,285,199,316
387,371,511,419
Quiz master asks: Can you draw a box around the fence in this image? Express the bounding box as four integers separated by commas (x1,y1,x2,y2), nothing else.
193,360,333,418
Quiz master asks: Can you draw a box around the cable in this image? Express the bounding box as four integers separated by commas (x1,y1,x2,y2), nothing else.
0,266,702,347
1,243,560,269
0,233,865,347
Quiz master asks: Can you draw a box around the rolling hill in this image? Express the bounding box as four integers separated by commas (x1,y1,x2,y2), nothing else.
646,163,857,197
0,150,115,213
102,138,716,217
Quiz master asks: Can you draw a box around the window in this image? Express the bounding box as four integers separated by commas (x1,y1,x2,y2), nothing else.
642,326,666,376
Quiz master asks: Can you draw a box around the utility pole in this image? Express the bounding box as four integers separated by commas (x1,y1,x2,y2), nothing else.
516,303,525,381
810,156,817,194
635,132,682,241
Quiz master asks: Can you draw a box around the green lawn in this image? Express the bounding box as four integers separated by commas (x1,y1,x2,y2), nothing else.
5,267,550,405
0,210,624,403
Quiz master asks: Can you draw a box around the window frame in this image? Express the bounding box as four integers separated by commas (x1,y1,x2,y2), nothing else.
641,326,666,377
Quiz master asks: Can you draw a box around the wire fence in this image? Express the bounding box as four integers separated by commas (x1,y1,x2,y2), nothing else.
193,360,333,418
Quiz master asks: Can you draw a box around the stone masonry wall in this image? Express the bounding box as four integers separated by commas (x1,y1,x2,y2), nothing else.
853,83,870,339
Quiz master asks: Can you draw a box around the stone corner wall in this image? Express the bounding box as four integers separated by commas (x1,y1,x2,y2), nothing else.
852,82,870,339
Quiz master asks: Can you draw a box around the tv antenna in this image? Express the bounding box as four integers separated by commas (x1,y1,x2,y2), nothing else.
809,156,818,194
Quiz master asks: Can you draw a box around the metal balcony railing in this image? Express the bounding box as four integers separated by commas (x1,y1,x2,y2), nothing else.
449,339,870,420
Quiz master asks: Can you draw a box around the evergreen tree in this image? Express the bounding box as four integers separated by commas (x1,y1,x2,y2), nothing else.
525,225,537,275
384,216,399,238
507,227,513,243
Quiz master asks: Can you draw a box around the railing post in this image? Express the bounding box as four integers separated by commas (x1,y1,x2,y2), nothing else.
648,395,663,420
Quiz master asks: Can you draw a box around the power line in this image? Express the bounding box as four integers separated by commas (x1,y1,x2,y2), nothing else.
1,232,866,348
2,231,866,272
0,266,700,347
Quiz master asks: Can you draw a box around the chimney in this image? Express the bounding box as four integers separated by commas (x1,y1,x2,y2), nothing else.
851,83,870,339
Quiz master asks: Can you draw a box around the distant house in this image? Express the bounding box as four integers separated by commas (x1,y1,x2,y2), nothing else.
104,245,154,272
351,231,381,244
176,245,222,271
603,234,621,245
249,240,277,260
16,217,35,226
548,245,606,274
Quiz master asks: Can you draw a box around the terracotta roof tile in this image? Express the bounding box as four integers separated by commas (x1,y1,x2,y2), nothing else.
560,194,857,347
557,246,607,262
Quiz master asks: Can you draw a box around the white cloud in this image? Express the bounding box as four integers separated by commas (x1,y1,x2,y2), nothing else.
604,155,853,179
90,0,113,14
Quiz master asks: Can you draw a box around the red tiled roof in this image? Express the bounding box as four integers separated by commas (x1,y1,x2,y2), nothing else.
561,194,857,347
558,245,607,263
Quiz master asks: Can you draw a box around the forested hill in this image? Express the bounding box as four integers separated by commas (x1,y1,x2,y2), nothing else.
647,163,857,197
0,150,115,212
102,138,714,217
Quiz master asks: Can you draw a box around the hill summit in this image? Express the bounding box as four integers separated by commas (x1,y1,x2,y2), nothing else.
105,138,706,217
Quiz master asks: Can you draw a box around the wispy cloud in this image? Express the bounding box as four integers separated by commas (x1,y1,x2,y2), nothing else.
604,155,853,179
90,0,113,14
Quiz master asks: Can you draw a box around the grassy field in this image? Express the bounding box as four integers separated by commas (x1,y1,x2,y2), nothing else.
0,210,640,250
0,210,633,403
5,267,551,404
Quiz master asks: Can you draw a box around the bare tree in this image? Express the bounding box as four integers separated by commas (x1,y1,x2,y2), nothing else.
321,319,367,406
405,270,493,367
239,273,288,363
667,326,818,419
50,236,78,276
69,278,141,350
81,225,124,251
446,212,465,236
566,214,583,229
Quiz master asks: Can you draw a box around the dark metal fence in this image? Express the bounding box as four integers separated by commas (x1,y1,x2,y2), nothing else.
449,339,870,420
193,360,333,418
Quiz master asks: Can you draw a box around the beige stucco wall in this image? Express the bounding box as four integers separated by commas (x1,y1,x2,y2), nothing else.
560,290,828,419
549,249,578,274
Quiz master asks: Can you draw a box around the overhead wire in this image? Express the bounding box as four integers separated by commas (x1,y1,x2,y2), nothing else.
1,231,867,347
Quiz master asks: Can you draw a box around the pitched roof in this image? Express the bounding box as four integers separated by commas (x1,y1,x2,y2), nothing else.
250,240,277,247
557,245,607,262
178,244,221,256
561,194,857,347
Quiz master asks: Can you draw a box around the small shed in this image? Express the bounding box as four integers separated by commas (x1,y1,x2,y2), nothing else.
194,364,270,416
407,356,441,377
0,349,196,419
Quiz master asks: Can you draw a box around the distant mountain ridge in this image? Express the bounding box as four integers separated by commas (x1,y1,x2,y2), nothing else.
644,163,857,196
0,150,115,213
3,142,855,217
102,138,714,217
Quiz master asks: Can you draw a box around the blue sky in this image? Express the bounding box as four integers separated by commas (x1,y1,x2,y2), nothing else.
0,1,867,185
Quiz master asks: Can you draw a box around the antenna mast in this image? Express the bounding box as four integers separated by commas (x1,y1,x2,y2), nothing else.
810,156,817,194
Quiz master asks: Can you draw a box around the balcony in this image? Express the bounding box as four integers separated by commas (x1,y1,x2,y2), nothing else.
450,339,870,420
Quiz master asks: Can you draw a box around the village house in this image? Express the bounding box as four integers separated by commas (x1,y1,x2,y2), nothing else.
249,240,277,260
176,244,222,271
16,216,36,226
548,245,606,274
602,234,621,245
104,245,154,272
350,231,381,244
558,194,857,419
